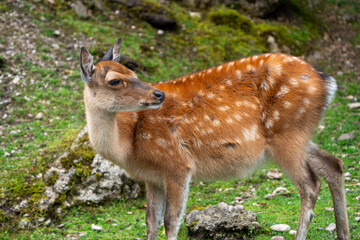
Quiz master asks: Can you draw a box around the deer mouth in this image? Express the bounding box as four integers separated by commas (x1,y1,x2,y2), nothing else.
138,101,163,109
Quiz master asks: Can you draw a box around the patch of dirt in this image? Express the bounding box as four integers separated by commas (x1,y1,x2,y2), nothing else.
306,14,360,79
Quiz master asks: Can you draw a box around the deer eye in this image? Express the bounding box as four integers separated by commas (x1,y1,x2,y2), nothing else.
108,79,123,86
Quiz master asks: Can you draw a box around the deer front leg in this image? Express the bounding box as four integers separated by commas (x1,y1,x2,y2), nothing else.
164,171,191,240
146,182,165,240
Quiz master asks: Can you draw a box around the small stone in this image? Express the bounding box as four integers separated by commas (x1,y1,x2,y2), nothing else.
265,193,276,199
356,195,360,201
51,43,60,50
325,207,334,211
38,217,45,223
45,219,51,226
355,217,360,222
326,222,336,232
10,130,18,135
189,11,201,18
157,29,165,35
18,219,30,228
12,75,20,84
91,224,103,231
344,172,351,177
345,95,356,101
347,102,360,109
270,224,291,232
289,230,297,235
54,30,61,36
273,187,288,194
337,133,354,141
267,169,282,180
337,71,343,76
35,112,44,120
270,237,284,240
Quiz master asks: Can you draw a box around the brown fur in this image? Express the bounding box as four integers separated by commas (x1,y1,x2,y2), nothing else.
82,49,350,240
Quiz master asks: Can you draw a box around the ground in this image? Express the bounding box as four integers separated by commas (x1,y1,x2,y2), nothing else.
0,0,359,239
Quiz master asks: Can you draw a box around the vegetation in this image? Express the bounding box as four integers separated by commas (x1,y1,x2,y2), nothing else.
0,0,359,239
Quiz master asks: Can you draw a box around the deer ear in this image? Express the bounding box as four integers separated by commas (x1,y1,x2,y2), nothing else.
101,37,122,63
112,38,122,63
80,47,95,84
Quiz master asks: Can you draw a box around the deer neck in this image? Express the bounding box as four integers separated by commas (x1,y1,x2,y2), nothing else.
85,105,132,168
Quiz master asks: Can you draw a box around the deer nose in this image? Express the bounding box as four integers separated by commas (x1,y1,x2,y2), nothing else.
153,90,165,103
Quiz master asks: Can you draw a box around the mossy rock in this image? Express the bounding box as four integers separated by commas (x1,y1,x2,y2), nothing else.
208,8,254,32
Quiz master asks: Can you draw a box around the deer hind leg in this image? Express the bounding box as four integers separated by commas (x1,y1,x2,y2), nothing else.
146,182,165,240
269,138,321,240
164,170,191,240
306,141,350,240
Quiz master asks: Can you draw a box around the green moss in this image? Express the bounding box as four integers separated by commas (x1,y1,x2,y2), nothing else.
208,8,253,32
45,171,59,186
60,134,96,170
0,210,11,229
254,22,314,55
95,172,102,181
187,205,207,213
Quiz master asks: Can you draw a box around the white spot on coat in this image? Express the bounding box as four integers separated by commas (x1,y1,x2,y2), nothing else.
207,93,215,98
243,125,259,141
235,70,242,79
226,117,233,124
265,119,273,129
273,110,280,120
289,78,298,86
308,86,317,93
284,101,291,108
303,98,310,105
259,59,264,67
300,74,309,82
212,119,220,126
219,106,230,111
276,86,289,98
233,114,242,120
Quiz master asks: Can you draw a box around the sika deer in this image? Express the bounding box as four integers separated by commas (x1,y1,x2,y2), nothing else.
80,38,350,240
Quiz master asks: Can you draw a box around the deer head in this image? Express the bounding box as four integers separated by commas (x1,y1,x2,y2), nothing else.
80,38,165,113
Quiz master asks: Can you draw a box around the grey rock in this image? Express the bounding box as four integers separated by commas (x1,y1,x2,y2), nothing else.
355,217,360,222
45,219,51,226
91,223,103,232
70,0,88,19
267,169,282,180
18,219,30,229
289,230,297,235
267,35,279,53
186,202,261,239
270,224,291,232
35,112,43,119
347,102,360,109
270,237,284,240
326,222,336,232
13,199,28,212
35,127,141,213
337,132,354,141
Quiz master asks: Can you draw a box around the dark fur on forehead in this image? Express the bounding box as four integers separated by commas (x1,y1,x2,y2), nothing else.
96,61,135,76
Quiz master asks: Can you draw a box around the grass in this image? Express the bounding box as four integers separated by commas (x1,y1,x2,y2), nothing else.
0,0,359,239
